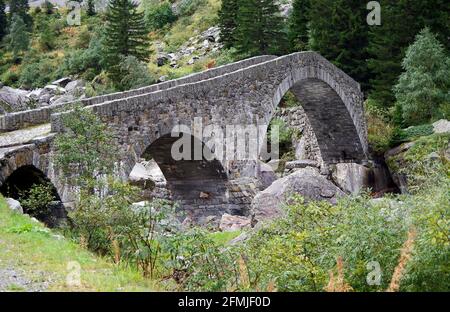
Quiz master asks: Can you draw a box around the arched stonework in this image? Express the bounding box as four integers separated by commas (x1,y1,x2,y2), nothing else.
51,52,367,176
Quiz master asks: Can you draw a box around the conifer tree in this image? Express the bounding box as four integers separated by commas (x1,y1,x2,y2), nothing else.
9,14,29,58
105,0,148,61
87,0,96,16
394,28,450,126
367,0,450,108
8,0,32,28
308,0,370,89
287,0,310,51
0,0,7,42
218,0,239,49
104,0,149,85
235,0,288,56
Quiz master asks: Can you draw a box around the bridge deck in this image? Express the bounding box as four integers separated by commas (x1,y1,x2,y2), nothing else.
0,124,51,149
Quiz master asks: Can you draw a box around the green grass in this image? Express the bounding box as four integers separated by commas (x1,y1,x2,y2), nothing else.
209,230,241,245
0,196,158,292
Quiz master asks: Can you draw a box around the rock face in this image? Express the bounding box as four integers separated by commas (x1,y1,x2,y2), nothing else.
251,168,345,224
433,119,450,134
219,213,251,232
331,163,371,194
6,198,23,214
0,86,29,113
257,162,277,190
0,78,86,115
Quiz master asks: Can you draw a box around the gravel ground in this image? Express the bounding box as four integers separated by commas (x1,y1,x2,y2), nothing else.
0,267,50,292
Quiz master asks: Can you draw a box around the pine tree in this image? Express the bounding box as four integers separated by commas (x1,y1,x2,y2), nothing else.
309,0,370,89
235,0,288,56
105,0,148,62
104,0,149,88
87,0,96,16
287,0,310,51
8,0,32,28
0,0,7,41
9,14,29,58
367,0,450,108
394,28,450,126
218,0,239,49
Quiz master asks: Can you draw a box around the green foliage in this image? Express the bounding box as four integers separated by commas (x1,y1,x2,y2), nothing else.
8,0,32,28
8,14,30,58
0,0,7,41
115,55,155,91
367,0,450,108
54,105,117,186
234,0,288,57
177,0,208,16
218,0,238,49
105,0,149,85
19,183,56,225
309,0,369,89
145,1,177,31
18,51,59,89
59,29,107,80
394,28,450,126
268,117,294,158
390,124,434,146
287,0,310,51
163,228,239,291
365,99,395,154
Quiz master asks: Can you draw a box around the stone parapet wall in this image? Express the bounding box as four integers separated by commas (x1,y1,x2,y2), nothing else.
0,55,275,132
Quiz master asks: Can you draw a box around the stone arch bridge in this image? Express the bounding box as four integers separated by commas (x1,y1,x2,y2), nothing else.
0,52,367,220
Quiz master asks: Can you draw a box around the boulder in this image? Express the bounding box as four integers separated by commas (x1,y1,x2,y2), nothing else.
219,214,251,232
331,163,371,194
251,168,345,224
50,94,76,106
432,119,450,134
51,77,71,87
129,162,156,190
6,198,23,214
64,80,85,93
0,86,30,112
257,162,277,190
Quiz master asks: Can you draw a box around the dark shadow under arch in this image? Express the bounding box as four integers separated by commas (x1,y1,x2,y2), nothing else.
140,133,240,222
0,165,66,227
273,77,366,163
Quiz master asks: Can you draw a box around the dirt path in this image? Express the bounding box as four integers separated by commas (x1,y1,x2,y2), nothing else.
0,267,50,292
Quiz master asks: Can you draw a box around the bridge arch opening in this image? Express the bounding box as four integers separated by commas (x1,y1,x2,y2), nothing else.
135,132,238,224
271,75,366,164
0,165,66,227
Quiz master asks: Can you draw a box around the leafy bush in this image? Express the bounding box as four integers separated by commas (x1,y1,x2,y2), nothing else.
115,55,156,91
177,0,208,16
365,99,395,154
390,124,434,146
145,1,177,31
19,183,57,225
18,53,60,89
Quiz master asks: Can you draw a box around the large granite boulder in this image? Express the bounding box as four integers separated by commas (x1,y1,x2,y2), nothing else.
433,119,450,134
331,163,371,194
251,168,345,224
0,86,30,113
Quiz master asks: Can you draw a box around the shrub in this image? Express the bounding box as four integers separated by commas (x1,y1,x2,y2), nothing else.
365,99,395,154
19,183,57,225
145,1,177,31
177,0,207,16
115,55,155,91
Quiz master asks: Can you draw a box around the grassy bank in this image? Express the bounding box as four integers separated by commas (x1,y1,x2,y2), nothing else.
0,196,157,292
